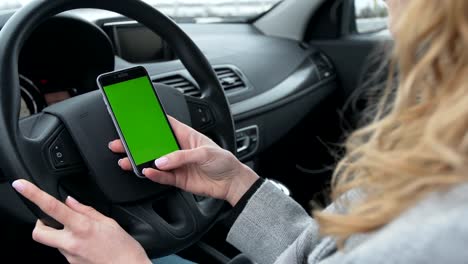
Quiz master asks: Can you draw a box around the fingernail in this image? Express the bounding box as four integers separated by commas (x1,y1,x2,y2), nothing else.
12,180,25,193
108,141,113,150
118,159,123,167
142,168,148,175
155,157,168,168
66,196,79,205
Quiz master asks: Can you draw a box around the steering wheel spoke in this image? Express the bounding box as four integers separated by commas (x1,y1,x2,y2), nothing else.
186,96,216,132
15,114,86,227
185,94,236,153
111,188,225,256
22,115,85,175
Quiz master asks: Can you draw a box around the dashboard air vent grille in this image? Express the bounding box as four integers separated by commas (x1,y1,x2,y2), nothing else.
153,75,201,97
214,67,246,92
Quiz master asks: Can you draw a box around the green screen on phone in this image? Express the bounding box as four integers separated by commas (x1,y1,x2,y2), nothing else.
103,76,179,166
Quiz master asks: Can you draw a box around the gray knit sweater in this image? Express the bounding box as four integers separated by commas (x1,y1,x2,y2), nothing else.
227,180,468,264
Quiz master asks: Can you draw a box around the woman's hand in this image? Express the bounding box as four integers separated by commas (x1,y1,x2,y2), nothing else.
109,116,259,206
11,180,151,264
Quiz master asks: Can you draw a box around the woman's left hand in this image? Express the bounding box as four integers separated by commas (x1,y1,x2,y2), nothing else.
11,179,151,264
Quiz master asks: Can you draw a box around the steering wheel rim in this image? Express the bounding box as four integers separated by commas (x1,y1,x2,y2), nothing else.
0,0,235,257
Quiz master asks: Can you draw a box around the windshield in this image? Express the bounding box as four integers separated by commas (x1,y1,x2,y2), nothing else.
0,0,283,22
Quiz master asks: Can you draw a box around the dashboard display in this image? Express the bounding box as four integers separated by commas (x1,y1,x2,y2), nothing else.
106,24,174,63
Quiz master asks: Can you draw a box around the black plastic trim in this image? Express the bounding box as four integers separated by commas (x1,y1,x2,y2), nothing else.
231,59,336,121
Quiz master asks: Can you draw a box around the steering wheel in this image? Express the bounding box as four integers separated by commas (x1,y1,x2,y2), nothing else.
0,0,236,257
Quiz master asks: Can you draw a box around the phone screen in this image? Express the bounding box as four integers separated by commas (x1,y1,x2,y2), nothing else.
101,70,179,171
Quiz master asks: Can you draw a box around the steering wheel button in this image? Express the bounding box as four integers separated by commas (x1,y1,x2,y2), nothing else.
45,129,84,171
48,134,69,168
50,144,67,168
188,102,214,129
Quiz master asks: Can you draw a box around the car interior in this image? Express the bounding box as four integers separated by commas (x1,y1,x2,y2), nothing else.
0,0,391,262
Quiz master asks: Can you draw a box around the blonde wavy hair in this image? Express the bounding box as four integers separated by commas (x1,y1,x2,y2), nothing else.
315,0,468,242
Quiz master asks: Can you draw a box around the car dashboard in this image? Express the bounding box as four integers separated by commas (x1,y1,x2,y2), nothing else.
0,9,337,161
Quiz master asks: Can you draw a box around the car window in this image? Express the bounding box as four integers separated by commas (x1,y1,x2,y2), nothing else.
354,0,388,34
0,0,284,23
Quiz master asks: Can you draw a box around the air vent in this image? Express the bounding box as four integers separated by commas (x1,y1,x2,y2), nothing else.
312,53,334,80
153,75,201,97
214,67,247,92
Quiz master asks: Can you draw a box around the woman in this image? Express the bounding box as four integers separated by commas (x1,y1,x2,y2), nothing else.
11,0,468,263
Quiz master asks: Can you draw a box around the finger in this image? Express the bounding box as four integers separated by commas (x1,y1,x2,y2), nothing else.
167,116,188,134
108,139,125,153
118,158,132,171
65,196,107,221
142,168,179,187
167,116,196,142
12,180,76,226
154,147,210,171
32,220,66,249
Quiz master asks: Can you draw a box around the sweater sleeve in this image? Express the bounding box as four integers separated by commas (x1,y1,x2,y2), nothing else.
226,180,323,264
225,177,265,227
227,179,468,264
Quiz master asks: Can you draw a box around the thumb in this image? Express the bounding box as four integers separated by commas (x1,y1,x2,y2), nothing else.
155,147,210,171
65,196,106,221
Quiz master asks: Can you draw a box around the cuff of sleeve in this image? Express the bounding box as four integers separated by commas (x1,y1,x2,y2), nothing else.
225,177,265,227
226,180,314,264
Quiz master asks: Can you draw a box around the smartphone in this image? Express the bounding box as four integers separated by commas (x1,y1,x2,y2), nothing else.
97,66,180,177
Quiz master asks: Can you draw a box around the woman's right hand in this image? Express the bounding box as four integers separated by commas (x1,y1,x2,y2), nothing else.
109,116,259,206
